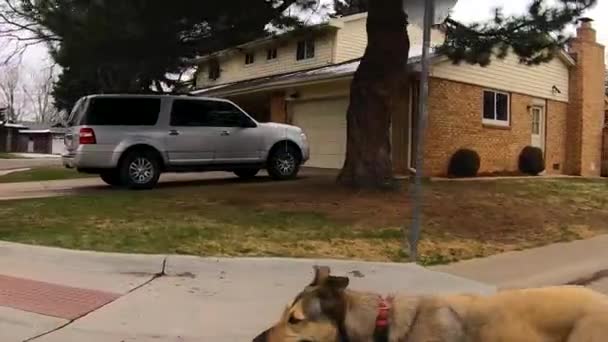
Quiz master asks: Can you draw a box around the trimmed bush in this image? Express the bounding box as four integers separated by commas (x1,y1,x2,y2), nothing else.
518,146,545,175
448,149,481,178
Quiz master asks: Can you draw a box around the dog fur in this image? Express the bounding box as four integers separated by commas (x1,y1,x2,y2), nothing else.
253,266,608,342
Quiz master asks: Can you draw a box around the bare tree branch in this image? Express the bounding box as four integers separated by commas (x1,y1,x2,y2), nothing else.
23,64,60,123
0,60,25,122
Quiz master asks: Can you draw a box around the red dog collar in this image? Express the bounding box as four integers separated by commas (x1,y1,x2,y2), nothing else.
376,297,391,328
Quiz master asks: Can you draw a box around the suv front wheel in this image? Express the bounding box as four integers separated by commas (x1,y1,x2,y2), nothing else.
119,150,161,190
267,145,301,180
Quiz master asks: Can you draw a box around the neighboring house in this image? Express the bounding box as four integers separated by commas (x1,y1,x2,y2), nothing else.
0,123,26,153
192,13,606,178
17,123,67,155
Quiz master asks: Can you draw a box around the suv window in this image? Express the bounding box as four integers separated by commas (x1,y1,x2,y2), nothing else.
82,97,161,126
170,100,251,127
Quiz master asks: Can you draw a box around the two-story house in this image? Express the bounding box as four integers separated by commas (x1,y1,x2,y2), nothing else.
192,13,606,178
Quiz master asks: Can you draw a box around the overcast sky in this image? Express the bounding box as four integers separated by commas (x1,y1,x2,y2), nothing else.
13,0,608,74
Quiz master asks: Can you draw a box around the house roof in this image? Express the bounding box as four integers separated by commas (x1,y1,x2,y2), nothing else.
15,122,67,134
192,45,425,97
1,123,27,129
19,129,52,134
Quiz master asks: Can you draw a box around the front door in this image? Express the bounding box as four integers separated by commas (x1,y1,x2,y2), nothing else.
531,106,545,151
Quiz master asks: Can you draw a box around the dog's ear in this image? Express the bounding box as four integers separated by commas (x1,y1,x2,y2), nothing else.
326,276,349,291
311,265,331,286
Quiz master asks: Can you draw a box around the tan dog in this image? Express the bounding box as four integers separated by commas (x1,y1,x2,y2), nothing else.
253,266,608,342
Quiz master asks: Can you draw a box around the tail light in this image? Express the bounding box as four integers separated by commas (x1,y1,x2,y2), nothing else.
79,128,96,145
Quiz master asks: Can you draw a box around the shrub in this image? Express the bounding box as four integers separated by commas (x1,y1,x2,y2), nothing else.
448,149,481,178
518,146,545,175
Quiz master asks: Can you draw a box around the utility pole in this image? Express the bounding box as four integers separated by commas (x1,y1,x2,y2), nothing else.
408,0,435,262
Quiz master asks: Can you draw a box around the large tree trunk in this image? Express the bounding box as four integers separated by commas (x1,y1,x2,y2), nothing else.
337,0,410,189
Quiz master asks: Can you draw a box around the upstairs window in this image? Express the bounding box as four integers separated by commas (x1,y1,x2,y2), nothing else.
267,48,278,60
483,90,510,126
296,39,315,61
245,52,255,65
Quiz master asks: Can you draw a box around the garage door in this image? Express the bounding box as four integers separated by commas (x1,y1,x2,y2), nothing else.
291,97,348,169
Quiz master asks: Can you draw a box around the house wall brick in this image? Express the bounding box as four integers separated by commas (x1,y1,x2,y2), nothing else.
545,101,568,174
566,21,606,177
602,128,608,177
423,78,568,176
270,92,287,123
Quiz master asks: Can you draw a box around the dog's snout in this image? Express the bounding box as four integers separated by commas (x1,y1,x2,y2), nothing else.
253,329,270,342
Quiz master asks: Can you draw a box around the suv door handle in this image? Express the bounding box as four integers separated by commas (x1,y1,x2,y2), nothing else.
220,130,230,136
169,130,180,136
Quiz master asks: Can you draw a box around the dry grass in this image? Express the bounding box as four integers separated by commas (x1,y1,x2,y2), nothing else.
0,171,606,265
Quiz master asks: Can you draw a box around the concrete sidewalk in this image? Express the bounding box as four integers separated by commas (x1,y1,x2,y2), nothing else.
433,234,608,290
0,242,494,342
0,172,242,201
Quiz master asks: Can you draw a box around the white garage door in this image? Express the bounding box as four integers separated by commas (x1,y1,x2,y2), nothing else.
292,97,348,169
52,137,66,155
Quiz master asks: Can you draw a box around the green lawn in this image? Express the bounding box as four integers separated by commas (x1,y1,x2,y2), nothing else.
0,167,94,183
0,175,606,265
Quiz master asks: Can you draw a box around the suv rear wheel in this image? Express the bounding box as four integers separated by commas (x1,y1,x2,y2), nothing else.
267,145,301,180
234,168,260,180
119,150,161,190
100,170,123,187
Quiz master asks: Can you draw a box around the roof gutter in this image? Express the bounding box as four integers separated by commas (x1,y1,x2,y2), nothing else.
203,75,356,98
194,56,433,98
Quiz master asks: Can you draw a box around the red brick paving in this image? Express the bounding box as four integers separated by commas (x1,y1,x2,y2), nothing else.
0,274,121,320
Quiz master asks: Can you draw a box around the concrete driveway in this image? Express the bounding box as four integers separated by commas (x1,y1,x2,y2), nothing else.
0,168,334,201
0,172,244,201
0,157,61,171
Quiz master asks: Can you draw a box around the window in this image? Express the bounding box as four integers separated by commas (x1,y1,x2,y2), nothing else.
531,107,542,135
267,48,278,60
296,39,315,60
82,97,161,126
483,91,510,126
245,52,255,65
208,60,221,80
171,100,252,127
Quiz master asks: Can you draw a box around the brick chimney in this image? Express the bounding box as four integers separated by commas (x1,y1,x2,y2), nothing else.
566,18,606,176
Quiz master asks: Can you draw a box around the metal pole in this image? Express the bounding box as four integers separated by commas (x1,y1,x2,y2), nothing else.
408,0,434,263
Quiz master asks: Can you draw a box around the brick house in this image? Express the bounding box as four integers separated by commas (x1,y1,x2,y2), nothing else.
192,14,606,177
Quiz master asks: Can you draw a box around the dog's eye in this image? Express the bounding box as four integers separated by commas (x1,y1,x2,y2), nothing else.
288,315,303,325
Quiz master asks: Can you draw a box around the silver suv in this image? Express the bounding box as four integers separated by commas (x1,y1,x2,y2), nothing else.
63,94,309,189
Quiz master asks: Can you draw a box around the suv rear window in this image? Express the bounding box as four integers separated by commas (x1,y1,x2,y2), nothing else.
81,97,161,126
